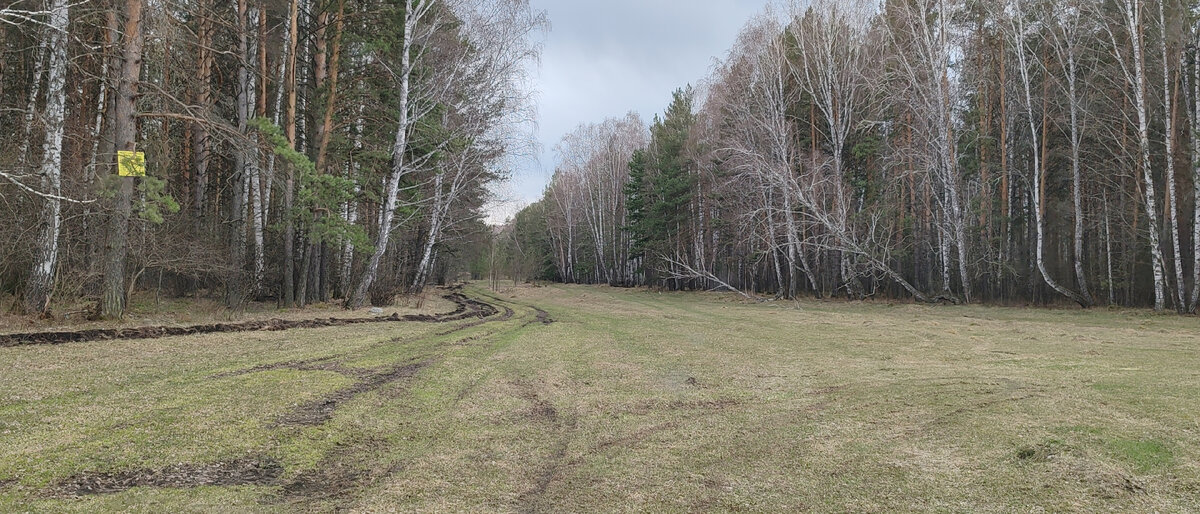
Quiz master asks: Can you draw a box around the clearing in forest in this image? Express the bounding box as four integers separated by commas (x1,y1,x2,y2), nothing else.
1,284,1198,512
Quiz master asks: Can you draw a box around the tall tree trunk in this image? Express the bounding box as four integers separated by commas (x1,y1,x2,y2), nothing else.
1130,0,1168,311
1160,0,1186,312
23,0,70,315
314,0,345,174
192,0,212,217
1104,191,1116,306
1014,19,1089,308
350,0,434,308
86,10,116,187
410,173,444,294
1191,28,1200,312
228,0,255,308
101,0,145,319
282,0,301,307
250,0,268,295
1000,44,1011,270
1064,38,1093,306
340,97,365,299
264,0,296,240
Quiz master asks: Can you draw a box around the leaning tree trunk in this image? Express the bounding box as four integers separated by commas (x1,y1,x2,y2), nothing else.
1013,1,1090,307
22,0,70,315
411,173,446,294
350,0,433,308
100,0,145,320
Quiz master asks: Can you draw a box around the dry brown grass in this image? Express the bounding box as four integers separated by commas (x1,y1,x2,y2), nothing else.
1,283,1198,512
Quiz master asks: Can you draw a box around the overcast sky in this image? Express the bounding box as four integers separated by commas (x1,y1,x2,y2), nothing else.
486,0,772,223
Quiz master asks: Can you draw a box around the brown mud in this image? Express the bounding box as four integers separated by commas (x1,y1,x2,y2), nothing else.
28,288,557,502
47,458,283,497
277,360,432,426
274,436,404,505
1,287,497,348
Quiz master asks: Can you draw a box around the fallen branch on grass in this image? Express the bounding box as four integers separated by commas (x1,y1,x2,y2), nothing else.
660,255,766,302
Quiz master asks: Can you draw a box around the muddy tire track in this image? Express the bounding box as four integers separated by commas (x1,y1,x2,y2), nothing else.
0,287,496,348
47,458,283,497
472,290,554,328
271,436,406,506
513,383,577,514
211,290,513,429
30,288,529,504
277,360,433,426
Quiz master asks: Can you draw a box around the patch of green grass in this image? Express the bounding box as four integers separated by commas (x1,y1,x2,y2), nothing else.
1108,438,1174,472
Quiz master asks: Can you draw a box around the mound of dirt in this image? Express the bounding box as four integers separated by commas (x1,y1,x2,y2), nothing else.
1,289,499,348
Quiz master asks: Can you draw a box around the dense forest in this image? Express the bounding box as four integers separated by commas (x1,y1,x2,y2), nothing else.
504,0,1200,313
8,0,1200,318
0,0,545,316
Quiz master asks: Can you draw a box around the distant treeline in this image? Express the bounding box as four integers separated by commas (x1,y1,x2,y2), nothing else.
506,0,1200,313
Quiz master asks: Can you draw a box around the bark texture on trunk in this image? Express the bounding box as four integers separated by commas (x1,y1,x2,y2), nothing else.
23,0,70,315
350,0,434,308
100,0,145,320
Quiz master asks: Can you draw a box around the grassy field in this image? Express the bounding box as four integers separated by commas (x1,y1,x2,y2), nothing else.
1,284,1198,512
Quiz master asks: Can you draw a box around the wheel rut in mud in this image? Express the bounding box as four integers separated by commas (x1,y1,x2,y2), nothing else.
276,359,433,426
47,458,284,497
0,286,497,348
28,287,557,503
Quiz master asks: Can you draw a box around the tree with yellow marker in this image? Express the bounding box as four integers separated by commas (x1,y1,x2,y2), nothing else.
116,150,145,177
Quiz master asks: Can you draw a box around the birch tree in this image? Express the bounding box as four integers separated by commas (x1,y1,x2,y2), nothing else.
22,0,69,314
1102,0,1168,311
1158,0,1187,312
1045,0,1096,306
789,1,874,297
883,0,973,302
1009,0,1091,307
348,0,439,308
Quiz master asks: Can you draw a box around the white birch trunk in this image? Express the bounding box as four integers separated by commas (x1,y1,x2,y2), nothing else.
350,0,435,308
339,105,365,299
1160,0,1186,312
1128,0,1168,311
1066,40,1092,305
228,0,255,307
18,24,48,169
1013,0,1089,307
411,172,445,293
263,0,295,221
248,7,265,294
22,0,69,314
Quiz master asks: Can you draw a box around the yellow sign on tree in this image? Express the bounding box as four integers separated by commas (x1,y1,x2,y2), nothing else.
117,150,146,177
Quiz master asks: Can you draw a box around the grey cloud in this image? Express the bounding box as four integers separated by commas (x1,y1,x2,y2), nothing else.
487,0,770,224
